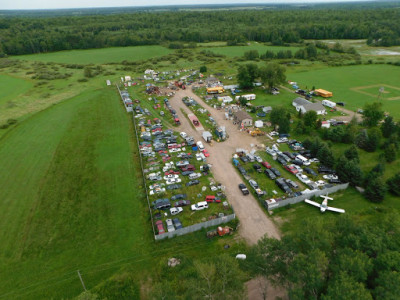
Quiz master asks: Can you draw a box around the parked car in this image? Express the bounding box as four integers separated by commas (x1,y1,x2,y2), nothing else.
166,219,175,232
264,169,276,180
284,165,299,174
275,178,292,194
323,174,338,180
174,200,191,207
166,184,182,190
188,173,201,179
238,166,247,175
270,168,281,177
170,207,183,216
172,218,183,229
186,180,200,187
238,183,249,195
277,137,288,143
304,167,317,176
318,165,335,174
261,161,271,169
180,132,188,138
240,156,249,163
296,173,311,184
249,179,259,190
253,164,262,172
286,179,299,189
191,201,209,211
277,157,287,166
336,102,345,106
202,149,210,157
156,220,165,234
152,198,170,210
171,194,187,201
254,155,263,163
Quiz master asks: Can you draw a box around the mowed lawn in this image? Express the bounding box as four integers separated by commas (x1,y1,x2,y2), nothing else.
13,45,172,64
0,88,151,298
204,43,301,57
0,74,33,108
288,64,400,118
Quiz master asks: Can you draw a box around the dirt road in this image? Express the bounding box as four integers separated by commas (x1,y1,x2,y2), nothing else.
169,89,281,245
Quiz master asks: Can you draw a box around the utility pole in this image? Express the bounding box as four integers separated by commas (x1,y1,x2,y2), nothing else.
77,270,87,291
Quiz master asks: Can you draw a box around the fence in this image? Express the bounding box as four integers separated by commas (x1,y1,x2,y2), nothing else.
116,85,156,237
155,213,236,240
265,183,349,210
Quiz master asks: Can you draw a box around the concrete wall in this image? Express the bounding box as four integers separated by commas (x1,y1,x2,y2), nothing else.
265,183,349,210
155,213,236,240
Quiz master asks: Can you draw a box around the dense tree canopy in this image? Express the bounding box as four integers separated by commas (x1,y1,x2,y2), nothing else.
248,211,400,299
1,4,400,56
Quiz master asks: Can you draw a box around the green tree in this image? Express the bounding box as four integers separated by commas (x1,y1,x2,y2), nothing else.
344,145,359,163
364,176,386,203
270,107,291,134
259,62,286,92
381,116,396,138
363,102,384,127
199,65,207,73
238,96,248,107
317,144,335,168
244,50,259,60
374,271,400,300
303,111,318,128
322,272,372,300
384,143,397,163
366,127,382,152
237,64,258,89
336,156,363,186
387,173,400,196
306,43,318,58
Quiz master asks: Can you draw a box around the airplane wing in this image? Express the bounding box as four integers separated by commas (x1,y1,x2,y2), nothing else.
327,206,345,213
305,199,321,208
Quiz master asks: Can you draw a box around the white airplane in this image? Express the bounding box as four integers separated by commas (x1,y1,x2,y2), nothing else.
304,195,345,214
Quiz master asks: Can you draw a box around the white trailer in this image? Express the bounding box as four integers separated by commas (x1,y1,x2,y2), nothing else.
322,100,336,108
202,131,213,143
235,94,256,101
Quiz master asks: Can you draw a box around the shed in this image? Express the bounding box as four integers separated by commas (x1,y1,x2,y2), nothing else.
124,75,131,81
202,131,213,143
255,120,264,128
314,89,333,98
233,110,253,127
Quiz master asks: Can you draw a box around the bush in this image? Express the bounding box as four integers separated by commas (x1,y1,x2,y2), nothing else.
0,124,9,129
78,78,88,82
7,119,17,125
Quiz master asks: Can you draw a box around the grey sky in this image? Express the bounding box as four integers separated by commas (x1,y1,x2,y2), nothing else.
1,0,366,10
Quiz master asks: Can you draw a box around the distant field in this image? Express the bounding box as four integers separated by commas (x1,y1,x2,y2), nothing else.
288,64,400,118
13,45,172,64
204,43,301,57
0,74,32,108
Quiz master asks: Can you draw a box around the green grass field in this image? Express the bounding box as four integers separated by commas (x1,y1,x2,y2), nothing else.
287,64,400,118
0,74,33,109
13,46,172,64
204,43,301,57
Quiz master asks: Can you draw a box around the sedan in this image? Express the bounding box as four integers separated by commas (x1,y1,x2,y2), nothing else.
262,161,271,169
170,207,183,216
304,168,317,176
171,194,187,201
270,168,281,177
172,218,183,230
186,180,200,187
264,169,276,180
174,200,191,207
155,220,165,234
238,183,249,195
166,184,182,190
284,165,298,174
202,149,210,157
296,173,311,184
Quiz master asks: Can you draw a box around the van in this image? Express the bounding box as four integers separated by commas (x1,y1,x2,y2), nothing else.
191,201,209,211
296,155,310,166
196,141,205,151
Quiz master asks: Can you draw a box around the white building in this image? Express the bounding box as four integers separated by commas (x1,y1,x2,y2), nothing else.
292,97,326,115
217,96,233,103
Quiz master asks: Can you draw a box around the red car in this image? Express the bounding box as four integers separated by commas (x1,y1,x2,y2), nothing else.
155,220,165,234
202,149,210,157
262,161,271,169
205,195,221,203
284,165,298,175
165,169,180,176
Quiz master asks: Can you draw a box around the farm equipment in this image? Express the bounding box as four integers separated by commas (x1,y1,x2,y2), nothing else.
250,128,264,136
206,226,233,238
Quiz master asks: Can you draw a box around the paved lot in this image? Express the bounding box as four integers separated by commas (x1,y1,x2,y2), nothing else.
169,89,281,245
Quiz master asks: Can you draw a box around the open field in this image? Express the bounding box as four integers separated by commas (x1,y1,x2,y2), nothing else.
13,46,172,64
205,43,301,57
0,74,33,109
288,64,400,118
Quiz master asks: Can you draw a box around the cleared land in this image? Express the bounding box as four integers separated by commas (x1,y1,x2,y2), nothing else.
13,45,172,64
0,74,33,108
288,64,400,118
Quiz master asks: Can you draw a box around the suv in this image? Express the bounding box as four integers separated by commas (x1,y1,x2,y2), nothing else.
253,164,262,173
191,201,209,211
249,179,259,190
264,169,276,180
304,167,317,176
238,183,249,195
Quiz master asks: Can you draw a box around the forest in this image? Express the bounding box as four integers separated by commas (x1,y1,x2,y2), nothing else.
1,2,400,56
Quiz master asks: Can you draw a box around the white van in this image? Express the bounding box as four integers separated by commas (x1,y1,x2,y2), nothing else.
196,141,205,151
191,201,209,211
296,155,310,166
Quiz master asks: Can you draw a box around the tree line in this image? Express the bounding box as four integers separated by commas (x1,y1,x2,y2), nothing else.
0,6,400,56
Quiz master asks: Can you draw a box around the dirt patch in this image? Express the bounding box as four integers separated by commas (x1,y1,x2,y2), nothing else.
350,84,400,100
